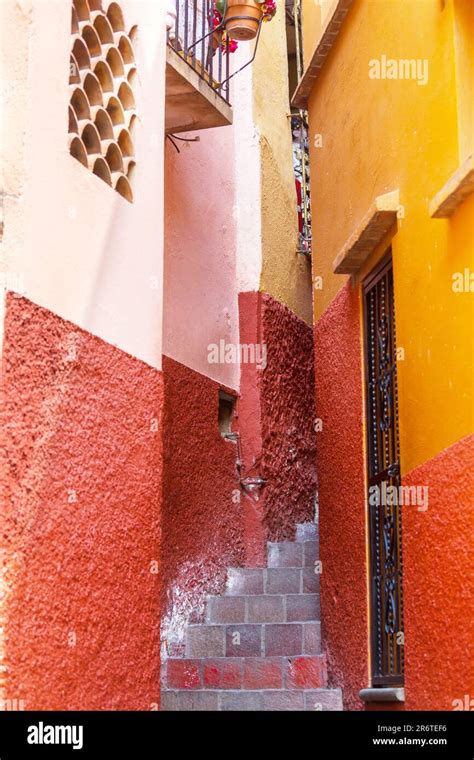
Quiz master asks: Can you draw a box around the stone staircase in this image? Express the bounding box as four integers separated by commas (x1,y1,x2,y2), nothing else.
161,523,343,711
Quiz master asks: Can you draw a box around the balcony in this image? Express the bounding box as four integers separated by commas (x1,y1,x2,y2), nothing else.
166,0,233,134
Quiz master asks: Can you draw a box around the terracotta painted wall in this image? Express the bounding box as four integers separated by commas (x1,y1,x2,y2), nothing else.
313,283,368,711
238,292,316,565
402,434,474,711
314,281,474,711
1,295,163,710
160,355,244,650
260,293,317,539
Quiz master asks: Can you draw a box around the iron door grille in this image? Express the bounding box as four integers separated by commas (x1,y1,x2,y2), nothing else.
363,252,404,686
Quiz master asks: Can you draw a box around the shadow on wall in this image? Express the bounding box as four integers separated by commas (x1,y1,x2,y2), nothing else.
160,355,244,653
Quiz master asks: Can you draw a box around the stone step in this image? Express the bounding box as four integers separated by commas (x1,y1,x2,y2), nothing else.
295,522,318,542
267,540,304,568
263,525,319,570
185,617,321,658
226,556,319,595
159,523,335,711
206,591,320,624
162,654,327,691
161,687,343,712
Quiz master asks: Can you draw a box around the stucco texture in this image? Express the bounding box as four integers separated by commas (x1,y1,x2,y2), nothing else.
1,294,163,710
161,356,244,650
313,282,368,711
402,433,474,710
314,281,474,711
260,293,317,539
238,292,316,561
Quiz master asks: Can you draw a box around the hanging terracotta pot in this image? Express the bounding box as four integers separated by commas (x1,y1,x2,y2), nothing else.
224,0,263,41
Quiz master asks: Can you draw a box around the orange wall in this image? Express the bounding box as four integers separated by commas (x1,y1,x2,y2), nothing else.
307,0,473,474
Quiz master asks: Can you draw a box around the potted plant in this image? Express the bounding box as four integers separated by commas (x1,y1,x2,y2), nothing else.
224,0,276,41
212,3,239,55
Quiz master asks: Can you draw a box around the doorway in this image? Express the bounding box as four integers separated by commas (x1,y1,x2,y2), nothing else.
363,251,404,686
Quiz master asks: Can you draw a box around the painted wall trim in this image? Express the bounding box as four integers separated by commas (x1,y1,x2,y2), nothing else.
429,153,474,218
291,0,353,108
333,190,399,275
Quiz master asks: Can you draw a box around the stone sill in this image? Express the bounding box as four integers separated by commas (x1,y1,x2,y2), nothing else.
360,687,405,703
429,154,474,218
332,190,399,275
291,0,354,108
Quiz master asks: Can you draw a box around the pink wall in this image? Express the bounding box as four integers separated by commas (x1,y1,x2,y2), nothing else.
1,295,163,709
163,127,239,389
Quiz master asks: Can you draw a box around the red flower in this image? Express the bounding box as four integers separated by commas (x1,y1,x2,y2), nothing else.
263,0,277,19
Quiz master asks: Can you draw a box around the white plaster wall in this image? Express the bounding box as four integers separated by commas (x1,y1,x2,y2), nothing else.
233,52,262,295
0,0,166,369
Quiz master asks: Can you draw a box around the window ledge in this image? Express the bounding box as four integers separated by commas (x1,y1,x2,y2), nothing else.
429,154,474,218
291,0,354,108
360,688,405,703
332,190,399,275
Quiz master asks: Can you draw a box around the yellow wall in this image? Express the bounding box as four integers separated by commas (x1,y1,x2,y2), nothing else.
306,0,474,472
252,4,313,324
302,0,322,70
453,0,474,161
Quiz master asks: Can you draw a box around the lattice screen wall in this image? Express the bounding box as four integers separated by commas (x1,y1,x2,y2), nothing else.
68,1,137,203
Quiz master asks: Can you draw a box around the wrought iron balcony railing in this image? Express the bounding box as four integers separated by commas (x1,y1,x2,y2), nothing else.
166,0,232,105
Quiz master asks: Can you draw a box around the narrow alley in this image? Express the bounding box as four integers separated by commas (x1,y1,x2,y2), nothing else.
0,0,473,742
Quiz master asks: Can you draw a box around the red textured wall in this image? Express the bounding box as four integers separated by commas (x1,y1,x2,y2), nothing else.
402,434,474,710
161,356,244,652
1,295,163,710
260,293,316,540
238,292,316,562
238,292,267,566
315,282,474,711
314,283,368,711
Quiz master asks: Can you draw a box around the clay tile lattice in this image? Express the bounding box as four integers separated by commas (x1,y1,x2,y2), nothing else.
68,1,137,202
